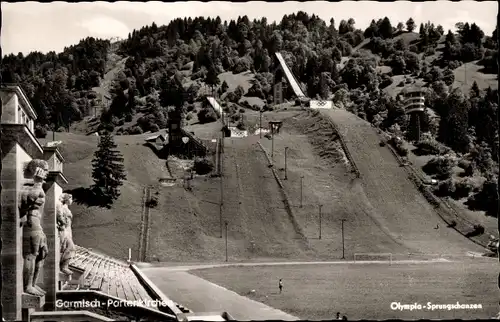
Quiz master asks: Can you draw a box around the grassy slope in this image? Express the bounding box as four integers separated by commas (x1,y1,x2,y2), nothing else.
259,111,410,258
319,109,485,255
41,131,171,260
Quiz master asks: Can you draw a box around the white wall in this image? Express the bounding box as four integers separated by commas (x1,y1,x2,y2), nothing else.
310,100,333,109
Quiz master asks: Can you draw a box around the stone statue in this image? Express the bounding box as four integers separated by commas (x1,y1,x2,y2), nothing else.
57,193,75,275
19,159,49,296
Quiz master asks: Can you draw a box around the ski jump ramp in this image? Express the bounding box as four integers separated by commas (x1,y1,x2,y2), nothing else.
275,52,306,98
207,96,223,117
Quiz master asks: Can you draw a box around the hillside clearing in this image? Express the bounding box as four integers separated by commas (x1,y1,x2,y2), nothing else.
452,61,498,92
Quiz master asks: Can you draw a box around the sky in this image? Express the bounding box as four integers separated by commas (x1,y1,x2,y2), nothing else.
2,1,498,55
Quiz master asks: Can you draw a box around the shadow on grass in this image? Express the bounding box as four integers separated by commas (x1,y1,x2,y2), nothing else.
465,197,498,218
411,147,437,157
65,187,113,209
143,142,168,160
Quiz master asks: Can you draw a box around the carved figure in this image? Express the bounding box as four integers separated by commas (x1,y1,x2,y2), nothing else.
57,193,75,275
19,159,49,296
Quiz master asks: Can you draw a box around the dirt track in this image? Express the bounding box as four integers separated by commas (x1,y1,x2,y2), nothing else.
319,109,485,255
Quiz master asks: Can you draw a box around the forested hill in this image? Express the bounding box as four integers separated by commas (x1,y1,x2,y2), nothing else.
1,13,498,158
2,37,110,130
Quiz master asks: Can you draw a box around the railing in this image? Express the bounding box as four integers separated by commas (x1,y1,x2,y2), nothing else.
257,142,308,241
30,311,114,322
129,264,184,317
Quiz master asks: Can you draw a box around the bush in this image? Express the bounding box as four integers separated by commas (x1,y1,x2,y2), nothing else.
457,159,471,170
145,195,159,208
434,179,455,197
236,121,247,130
465,224,485,237
466,178,498,217
239,108,246,113
34,125,47,138
422,156,455,179
415,139,451,155
447,60,461,70
124,114,133,122
193,157,214,175
150,124,160,133
452,178,474,199
226,92,238,103
379,74,393,89
186,104,195,112
197,108,218,124
389,136,408,156
129,126,143,135
185,113,193,121
397,81,405,87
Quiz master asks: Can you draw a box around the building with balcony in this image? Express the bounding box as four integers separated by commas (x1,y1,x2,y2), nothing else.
403,87,426,114
402,87,427,142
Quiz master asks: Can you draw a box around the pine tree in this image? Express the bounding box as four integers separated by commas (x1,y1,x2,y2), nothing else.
470,81,480,98
205,62,220,97
91,132,127,203
406,18,415,32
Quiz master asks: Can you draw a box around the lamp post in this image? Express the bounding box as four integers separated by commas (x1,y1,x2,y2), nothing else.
319,205,323,240
225,221,228,262
220,162,223,239
341,219,346,259
284,147,288,180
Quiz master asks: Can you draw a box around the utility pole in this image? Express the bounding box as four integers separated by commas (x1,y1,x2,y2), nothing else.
271,125,275,162
300,176,304,208
284,147,288,180
319,205,323,240
341,219,346,259
225,221,228,262
259,109,263,139
219,139,224,238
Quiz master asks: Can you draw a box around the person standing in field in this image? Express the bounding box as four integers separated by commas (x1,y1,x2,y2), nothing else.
278,279,283,293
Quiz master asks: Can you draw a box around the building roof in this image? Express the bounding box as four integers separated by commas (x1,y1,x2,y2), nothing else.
145,133,168,142
66,245,192,317
67,245,155,303
1,83,38,120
